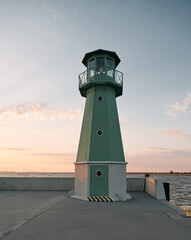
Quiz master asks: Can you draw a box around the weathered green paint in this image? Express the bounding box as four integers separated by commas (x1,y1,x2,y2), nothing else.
76,49,125,163
76,84,125,162
90,165,108,196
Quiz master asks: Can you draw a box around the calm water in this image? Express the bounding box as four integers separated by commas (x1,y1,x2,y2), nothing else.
0,172,190,207
154,175,191,207
127,174,191,207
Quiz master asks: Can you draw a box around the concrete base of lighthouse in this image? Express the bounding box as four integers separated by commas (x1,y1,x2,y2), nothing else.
72,162,132,201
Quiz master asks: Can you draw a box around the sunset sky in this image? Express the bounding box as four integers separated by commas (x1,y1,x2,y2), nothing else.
0,0,191,172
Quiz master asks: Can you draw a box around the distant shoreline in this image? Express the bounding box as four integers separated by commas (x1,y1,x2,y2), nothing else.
127,172,191,176
0,171,190,176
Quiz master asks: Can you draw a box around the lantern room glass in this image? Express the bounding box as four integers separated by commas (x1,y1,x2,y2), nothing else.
88,58,95,78
96,57,105,74
87,56,115,78
106,57,114,77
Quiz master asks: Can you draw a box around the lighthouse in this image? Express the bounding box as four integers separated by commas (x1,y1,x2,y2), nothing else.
73,49,131,201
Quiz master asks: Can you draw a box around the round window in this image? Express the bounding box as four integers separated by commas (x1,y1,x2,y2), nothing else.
97,129,103,136
97,96,103,101
96,170,103,177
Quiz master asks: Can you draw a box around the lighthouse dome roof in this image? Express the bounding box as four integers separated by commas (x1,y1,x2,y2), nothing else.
82,49,121,68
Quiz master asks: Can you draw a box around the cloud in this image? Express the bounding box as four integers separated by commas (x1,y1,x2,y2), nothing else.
29,153,75,158
144,146,191,157
28,153,76,164
119,116,134,125
0,103,82,122
157,129,191,142
166,92,191,116
0,103,130,126
145,146,175,152
126,146,191,172
0,148,31,151
42,4,65,40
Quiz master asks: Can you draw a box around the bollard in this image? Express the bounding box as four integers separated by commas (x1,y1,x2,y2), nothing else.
163,182,170,201
180,206,191,217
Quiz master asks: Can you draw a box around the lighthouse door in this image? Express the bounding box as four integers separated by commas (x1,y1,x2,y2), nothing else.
90,165,108,196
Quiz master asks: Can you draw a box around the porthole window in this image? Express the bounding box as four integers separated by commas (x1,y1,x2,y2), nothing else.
97,129,103,136
97,96,103,101
96,170,103,177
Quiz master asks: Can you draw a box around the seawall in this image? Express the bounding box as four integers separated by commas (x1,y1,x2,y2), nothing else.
0,177,166,200
0,177,74,191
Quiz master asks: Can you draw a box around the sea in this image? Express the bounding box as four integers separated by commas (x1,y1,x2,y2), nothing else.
128,174,191,207
0,172,190,207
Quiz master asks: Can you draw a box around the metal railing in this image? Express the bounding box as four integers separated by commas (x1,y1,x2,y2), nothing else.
115,70,123,85
79,68,123,88
79,70,88,87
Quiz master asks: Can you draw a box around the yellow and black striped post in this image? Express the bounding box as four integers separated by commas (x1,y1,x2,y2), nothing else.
87,196,114,202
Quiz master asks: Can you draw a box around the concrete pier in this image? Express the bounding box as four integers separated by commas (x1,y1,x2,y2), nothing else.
0,190,190,240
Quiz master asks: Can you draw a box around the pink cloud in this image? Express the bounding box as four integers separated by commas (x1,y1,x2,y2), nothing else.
166,92,191,116
157,129,191,142
0,103,82,122
145,146,175,152
119,116,134,125
0,103,129,126
0,148,31,151
126,146,191,172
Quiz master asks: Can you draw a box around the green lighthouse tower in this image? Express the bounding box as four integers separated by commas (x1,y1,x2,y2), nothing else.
74,49,131,201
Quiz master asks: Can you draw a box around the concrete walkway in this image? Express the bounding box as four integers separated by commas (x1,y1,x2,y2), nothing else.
0,191,190,240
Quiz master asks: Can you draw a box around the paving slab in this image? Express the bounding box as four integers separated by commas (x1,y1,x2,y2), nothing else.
0,191,68,239
0,191,190,240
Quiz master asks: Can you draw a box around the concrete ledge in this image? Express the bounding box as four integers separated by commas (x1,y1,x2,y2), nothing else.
0,177,165,195
0,178,74,191
145,178,166,200
126,178,145,192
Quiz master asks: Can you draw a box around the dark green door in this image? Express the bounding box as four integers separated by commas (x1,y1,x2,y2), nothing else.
90,165,108,196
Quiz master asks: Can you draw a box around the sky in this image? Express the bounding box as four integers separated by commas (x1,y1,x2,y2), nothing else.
0,0,191,172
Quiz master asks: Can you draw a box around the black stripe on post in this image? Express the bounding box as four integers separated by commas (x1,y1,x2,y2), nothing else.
94,196,100,201
100,196,106,202
92,196,97,201
107,197,113,202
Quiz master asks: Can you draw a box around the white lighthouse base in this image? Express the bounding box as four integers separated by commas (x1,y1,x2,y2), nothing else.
72,162,132,201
